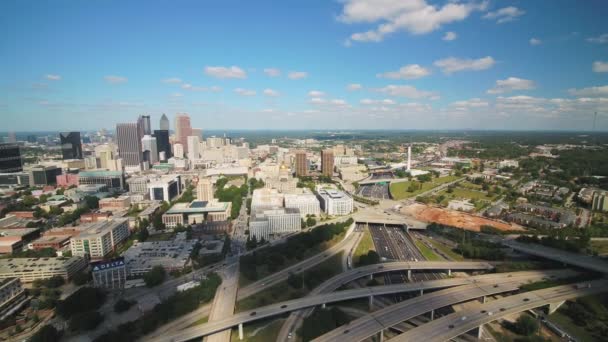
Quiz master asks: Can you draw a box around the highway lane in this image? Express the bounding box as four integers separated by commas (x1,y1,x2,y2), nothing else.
312,269,578,342
149,221,359,337
390,278,608,342
504,240,608,274
205,262,240,342
145,270,570,342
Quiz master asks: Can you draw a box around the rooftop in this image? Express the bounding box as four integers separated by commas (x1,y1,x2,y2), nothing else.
165,200,230,215
79,170,123,177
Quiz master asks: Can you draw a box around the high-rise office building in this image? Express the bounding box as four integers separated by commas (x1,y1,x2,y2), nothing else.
95,143,121,170
141,115,151,135
173,143,184,158
141,135,158,164
294,150,307,177
175,113,192,153
321,149,334,177
59,132,83,160
116,121,143,167
153,130,171,160
159,113,170,131
0,143,23,173
187,136,200,160
196,178,214,201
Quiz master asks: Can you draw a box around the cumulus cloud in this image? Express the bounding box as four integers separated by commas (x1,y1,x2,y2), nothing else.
263,88,280,97
204,66,247,79
45,74,61,81
162,77,182,84
360,98,396,105
234,88,256,96
529,38,542,46
264,68,281,77
450,98,489,109
340,0,487,43
288,71,308,80
377,64,430,79
592,61,608,73
442,31,457,41
434,56,495,74
104,75,128,84
376,85,438,99
308,90,325,97
347,83,363,91
487,77,536,94
568,85,608,97
310,97,326,104
483,6,525,23
587,33,608,44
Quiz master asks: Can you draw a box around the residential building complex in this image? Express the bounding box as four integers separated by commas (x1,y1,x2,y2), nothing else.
70,219,130,259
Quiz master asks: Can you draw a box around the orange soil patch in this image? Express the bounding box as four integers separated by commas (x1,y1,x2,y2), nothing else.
401,203,524,232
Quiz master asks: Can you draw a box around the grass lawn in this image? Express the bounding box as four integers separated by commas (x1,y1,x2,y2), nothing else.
426,238,464,261
147,232,175,241
390,176,460,200
413,239,443,261
239,231,347,287
230,318,286,342
590,240,608,255
237,252,344,312
549,311,597,342
353,226,374,264
188,316,209,327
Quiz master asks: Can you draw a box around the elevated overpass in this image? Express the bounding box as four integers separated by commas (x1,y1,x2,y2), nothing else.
504,240,608,274
312,270,577,341
389,279,608,342
146,262,493,342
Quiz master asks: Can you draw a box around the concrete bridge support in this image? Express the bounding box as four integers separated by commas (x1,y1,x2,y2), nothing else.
430,309,434,321
407,270,412,281
369,295,374,311
476,324,484,339
548,300,566,314
322,303,326,309
238,323,244,340
447,269,452,277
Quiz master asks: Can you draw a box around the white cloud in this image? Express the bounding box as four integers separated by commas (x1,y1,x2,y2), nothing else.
210,86,222,92
377,64,431,79
234,88,256,96
568,85,608,97
45,74,61,81
587,33,608,44
592,61,608,73
162,77,182,84
360,98,396,105
376,85,438,99
264,68,281,77
104,75,128,84
308,90,325,97
180,83,210,92
483,6,525,24
204,66,247,79
310,97,326,104
442,31,457,41
340,0,487,43
529,38,542,46
347,83,362,91
434,56,495,74
487,77,536,94
331,99,348,106
263,88,280,97
450,98,489,109
171,92,183,98
288,71,308,80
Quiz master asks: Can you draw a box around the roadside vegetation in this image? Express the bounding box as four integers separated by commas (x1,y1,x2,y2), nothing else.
390,175,460,200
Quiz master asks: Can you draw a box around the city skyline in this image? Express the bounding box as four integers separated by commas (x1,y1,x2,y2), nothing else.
2,0,608,131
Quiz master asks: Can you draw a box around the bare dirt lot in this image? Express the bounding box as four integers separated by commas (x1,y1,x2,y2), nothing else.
401,203,524,232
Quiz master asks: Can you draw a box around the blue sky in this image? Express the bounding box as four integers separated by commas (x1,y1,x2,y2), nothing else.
1,0,607,131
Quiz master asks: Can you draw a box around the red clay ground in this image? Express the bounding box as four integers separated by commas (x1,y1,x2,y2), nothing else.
401,203,524,232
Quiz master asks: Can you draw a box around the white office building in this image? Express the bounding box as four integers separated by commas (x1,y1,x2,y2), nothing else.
141,135,158,164
318,189,353,216
249,208,301,240
284,189,320,217
70,219,130,259
251,188,284,212
196,178,214,201
148,175,182,202
173,143,184,159
187,136,201,160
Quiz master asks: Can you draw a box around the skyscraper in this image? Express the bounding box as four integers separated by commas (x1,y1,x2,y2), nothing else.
153,129,171,160
59,132,83,160
159,113,170,131
173,143,184,158
175,113,192,153
321,149,334,177
141,135,158,164
0,143,23,173
141,115,151,135
116,121,143,167
295,150,307,177
187,136,200,160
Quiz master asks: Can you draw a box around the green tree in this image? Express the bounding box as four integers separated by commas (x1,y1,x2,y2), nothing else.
287,274,304,289
69,311,104,332
143,266,166,287
138,227,149,242
514,315,539,336
114,299,134,313
84,196,100,209
30,325,61,342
